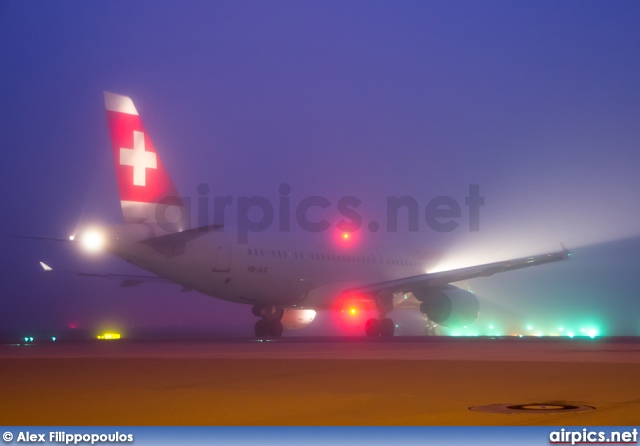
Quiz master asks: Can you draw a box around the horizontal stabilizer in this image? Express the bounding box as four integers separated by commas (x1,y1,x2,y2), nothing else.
35,262,168,286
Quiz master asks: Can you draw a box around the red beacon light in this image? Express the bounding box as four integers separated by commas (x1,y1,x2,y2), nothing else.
331,226,360,249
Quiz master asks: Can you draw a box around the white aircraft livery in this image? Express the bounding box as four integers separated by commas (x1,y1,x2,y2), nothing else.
50,92,570,337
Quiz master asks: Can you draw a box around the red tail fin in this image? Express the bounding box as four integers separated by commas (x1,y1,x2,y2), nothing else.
104,92,186,232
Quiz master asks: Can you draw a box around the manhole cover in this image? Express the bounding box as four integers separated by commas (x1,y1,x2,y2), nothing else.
470,403,595,414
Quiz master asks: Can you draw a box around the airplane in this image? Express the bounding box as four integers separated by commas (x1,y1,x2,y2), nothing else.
42,92,570,338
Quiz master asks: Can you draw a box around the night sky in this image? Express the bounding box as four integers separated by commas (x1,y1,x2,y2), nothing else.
1,1,640,338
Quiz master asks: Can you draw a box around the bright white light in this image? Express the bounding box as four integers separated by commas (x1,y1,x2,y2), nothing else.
69,235,75,241
81,229,105,252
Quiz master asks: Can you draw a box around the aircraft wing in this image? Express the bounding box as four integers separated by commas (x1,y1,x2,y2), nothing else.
343,246,570,297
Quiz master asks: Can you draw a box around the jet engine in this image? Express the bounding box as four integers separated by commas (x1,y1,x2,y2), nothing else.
414,285,479,327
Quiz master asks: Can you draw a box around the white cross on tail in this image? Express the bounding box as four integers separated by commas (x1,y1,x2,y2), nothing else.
120,131,157,186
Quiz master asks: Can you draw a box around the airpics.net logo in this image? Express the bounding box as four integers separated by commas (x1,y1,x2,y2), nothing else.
153,183,485,243
549,428,638,445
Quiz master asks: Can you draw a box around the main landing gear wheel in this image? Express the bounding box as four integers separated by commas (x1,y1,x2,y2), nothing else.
365,318,395,337
365,318,380,336
268,320,283,337
255,319,269,337
254,319,284,338
379,318,395,337
253,305,285,338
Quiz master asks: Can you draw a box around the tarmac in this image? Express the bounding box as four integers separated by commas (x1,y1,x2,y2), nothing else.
1,336,639,426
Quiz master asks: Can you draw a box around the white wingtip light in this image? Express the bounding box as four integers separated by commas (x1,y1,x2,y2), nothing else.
39,262,53,271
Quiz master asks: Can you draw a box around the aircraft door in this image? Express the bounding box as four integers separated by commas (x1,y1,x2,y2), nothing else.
212,242,231,273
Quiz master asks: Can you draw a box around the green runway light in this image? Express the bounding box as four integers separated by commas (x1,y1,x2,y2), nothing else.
527,325,533,331
51,337,56,342
23,337,28,342
29,337,33,342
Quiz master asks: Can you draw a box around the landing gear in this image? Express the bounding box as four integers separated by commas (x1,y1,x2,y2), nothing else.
254,319,283,337
364,318,379,336
364,295,395,337
365,317,395,336
379,318,395,337
253,305,284,338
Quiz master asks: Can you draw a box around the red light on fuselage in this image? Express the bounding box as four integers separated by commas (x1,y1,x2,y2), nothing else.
330,226,359,249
